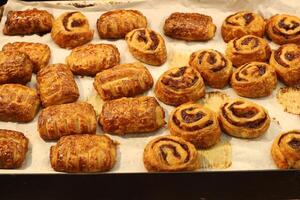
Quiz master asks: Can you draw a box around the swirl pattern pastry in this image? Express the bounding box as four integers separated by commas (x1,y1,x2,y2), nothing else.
189,49,233,88
231,62,277,98
219,99,270,138
155,66,205,106
143,135,199,172
169,103,221,148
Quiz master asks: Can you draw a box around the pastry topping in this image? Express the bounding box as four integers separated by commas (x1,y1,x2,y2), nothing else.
288,138,300,150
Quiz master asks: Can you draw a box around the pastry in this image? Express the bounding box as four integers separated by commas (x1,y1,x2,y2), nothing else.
97,9,147,39
125,28,167,66
189,49,233,88
2,42,51,73
3,9,54,36
143,135,199,172
266,14,300,45
221,11,266,42
225,35,271,67
231,62,277,98
163,12,216,41
269,44,300,86
99,96,165,135
66,43,120,76
93,62,153,100
155,66,205,106
0,129,28,169
50,134,117,173
37,64,79,107
169,103,221,148
219,99,270,138
38,102,97,140
271,130,300,169
0,84,40,122
51,12,94,49
277,87,300,115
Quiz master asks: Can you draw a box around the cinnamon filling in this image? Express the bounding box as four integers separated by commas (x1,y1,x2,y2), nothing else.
197,51,227,72
169,67,187,77
278,18,300,31
137,30,147,43
240,37,259,47
71,19,85,27
149,31,159,50
258,65,266,75
243,13,254,24
288,138,300,150
62,12,78,31
162,76,199,89
181,108,204,123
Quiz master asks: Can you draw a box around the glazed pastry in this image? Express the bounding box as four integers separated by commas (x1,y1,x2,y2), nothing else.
189,49,233,88
169,103,221,148
226,35,271,67
266,14,300,45
125,28,167,66
51,12,94,49
93,62,153,100
99,96,165,135
231,62,277,98
221,11,266,42
0,129,28,169
37,64,79,107
155,66,205,106
219,99,270,139
163,12,216,41
0,84,40,122
50,134,117,173
143,135,199,172
97,9,147,39
269,44,300,86
271,130,300,169
3,9,54,36
2,42,51,73
38,102,97,140
0,50,32,85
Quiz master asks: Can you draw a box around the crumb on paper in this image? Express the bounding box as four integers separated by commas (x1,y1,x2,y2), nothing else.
272,117,280,126
69,3,95,8
202,91,230,113
277,87,300,115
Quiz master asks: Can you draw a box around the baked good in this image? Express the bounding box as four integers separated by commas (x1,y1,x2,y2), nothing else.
277,87,300,115
97,9,147,39
271,130,300,169
0,129,28,169
231,62,277,98
50,134,117,173
0,84,40,122
38,102,97,140
221,11,266,42
155,66,205,106
225,35,271,67
219,99,270,138
269,44,300,86
163,12,216,41
0,50,32,85
37,64,79,107
3,9,53,36
143,135,199,172
2,42,51,73
51,12,94,49
99,96,165,135
266,14,300,45
93,62,153,100
189,49,233,88
169,103,221,148
125,28,167,66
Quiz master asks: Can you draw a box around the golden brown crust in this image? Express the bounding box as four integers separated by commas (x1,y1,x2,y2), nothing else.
99,96,165,135
0,84,40,122
97,9,147,39
50,134,117,173
93,62,153,100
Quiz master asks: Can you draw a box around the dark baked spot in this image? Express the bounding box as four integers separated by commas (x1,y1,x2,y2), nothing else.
243,13,254,24
258,65,266,75
288,138,300,149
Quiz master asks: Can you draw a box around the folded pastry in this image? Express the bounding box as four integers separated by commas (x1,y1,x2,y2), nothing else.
0,84,40,122
189,49,233,89
3,9,54,36
0,129,28,169
155,66,205,106
97,9,147,39
143,135,199,172
93,62,153,100
163,12,216,41
51,12,94,49
99,96,165,135
125,28,167,66
37,64,79,107
50,134,117,173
